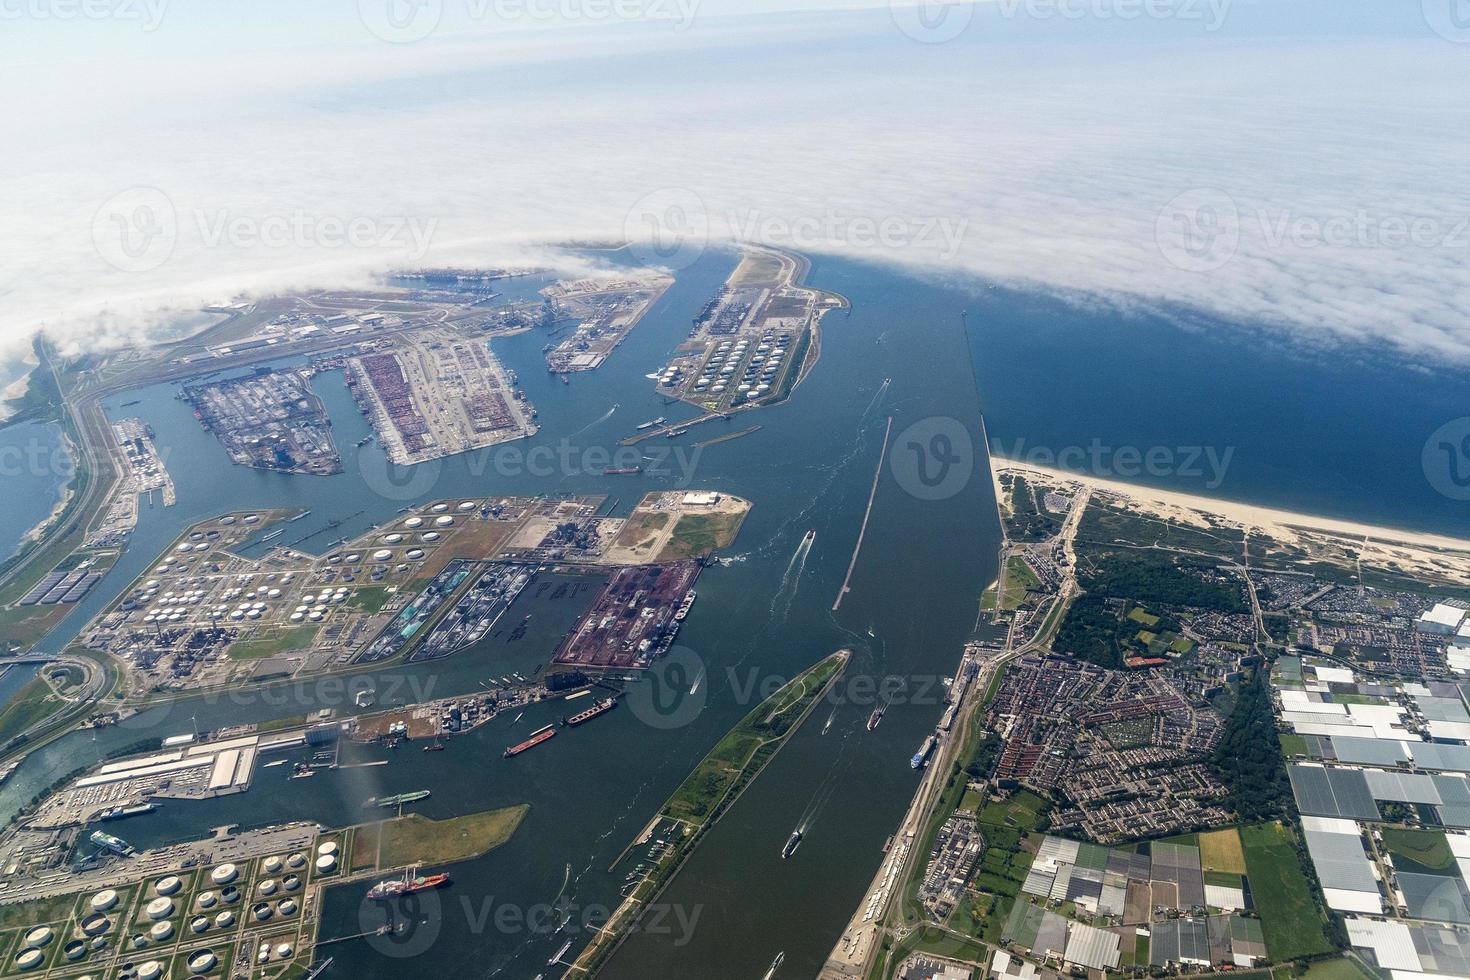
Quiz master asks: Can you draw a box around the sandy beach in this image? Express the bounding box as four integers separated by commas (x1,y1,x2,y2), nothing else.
996,457,1470,556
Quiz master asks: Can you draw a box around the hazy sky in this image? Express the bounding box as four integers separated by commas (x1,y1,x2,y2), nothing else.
5,0,1469,361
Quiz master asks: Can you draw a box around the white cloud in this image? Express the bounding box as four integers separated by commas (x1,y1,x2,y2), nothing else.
4,2,1469,362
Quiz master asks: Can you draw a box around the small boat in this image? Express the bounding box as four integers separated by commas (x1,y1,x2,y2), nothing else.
782,830,802,860
764,951,785,980
603,467,642,475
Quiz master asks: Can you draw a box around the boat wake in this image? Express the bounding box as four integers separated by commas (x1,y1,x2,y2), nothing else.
768,531,815,624
861,377,892,417
570,403,619,437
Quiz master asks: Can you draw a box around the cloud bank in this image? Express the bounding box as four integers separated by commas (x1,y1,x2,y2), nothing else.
4,0,1470,362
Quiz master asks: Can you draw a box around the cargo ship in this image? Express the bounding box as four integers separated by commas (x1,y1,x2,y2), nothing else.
505,724,557,757
673,590,697,621
782,829,802,860
370,790,431,808
603,466,642,475
367,867,451,901
636,417,666,430
90,830,135,857
911,734,936,770
563,697,618,727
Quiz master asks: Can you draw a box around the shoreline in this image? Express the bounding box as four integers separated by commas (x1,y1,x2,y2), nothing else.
995,457,1470,554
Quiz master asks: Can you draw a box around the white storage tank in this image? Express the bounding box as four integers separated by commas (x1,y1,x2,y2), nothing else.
22,926,53,949
155,875,182,896
210,863,238,885
145,897,173,920
90,889,118,912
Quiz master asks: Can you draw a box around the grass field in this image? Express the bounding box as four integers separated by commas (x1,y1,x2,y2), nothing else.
1301,957,1381,980
1240,822,1335,961
1199,827,1248,874
0,676,58,746
227,624,321,660
660,510,746,561
350,805,529,870
1380,827,1457,875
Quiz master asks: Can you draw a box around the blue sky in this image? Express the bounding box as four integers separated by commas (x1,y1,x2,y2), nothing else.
4,0,1469,361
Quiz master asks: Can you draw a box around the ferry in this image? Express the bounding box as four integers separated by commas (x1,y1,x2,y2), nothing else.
90,830,135,857
673,590,697,622
505,725,557,757
782,830,802,860
563,697,618,727
98,803,157,822
367,867,451,901
636,417,666,430
911,734,936,770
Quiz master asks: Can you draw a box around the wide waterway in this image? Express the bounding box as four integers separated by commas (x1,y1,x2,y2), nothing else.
4,248,1468,978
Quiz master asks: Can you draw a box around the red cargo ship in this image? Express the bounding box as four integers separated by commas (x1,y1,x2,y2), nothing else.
367,867,450,901
504,724,557,757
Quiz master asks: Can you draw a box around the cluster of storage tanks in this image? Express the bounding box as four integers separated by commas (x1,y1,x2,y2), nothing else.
690,333,790,402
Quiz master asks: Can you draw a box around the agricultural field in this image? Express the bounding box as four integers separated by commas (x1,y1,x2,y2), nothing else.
1239,822,1335,961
